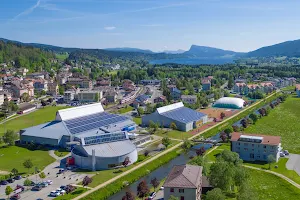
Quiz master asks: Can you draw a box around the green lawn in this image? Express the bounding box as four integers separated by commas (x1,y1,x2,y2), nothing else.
205,143,231,162
245,96,300,153
133,117,142,125
54,148,70,157
244,158,300,185
247,168,300,200
118,106,133,114
154,129,191,140
54,188,88,200
0,146,55,174
0,106,69,136
281,86,296,92
55,53,69,61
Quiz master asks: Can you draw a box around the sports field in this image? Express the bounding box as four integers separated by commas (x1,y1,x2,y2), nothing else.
245,96,300,153
0,106,69,136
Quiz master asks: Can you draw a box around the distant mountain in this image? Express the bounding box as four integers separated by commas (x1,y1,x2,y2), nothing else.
0,38,79,53
247,39,300,57
104,47,154,54
163,49,186,54
184,45,243,58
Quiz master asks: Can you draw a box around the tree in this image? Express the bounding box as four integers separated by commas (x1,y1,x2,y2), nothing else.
59,86,65,95
170,122,177,130
65,185,77,194
196,146,206,156
249,113,258,124
137,180,149,198
23,159,33,173
11,168,18,176
162,137,171,148
237,182,258,200
144,150,149,157
206,188,225,200
218,150,242,166
47,98,53,103
220,112,226,119
241,118,248,128
82,176,92,188
123,156,131,167
39,172,46,182
224,127,233,135
181,139,192,153
5,186,13,199
21,93,30,102
233,167,249,189
24,178,32,187
41,100,47,107
189,156,209,176
209,161,234,191
149,120,159,134
94,93,99,102
220,132,228,142
267,155,276,169
122,190,135,200
137,107,144,116
169,195,179,200
2,130,18,146
150,177,160,191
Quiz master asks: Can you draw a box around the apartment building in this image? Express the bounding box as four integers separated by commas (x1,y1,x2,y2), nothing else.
181,95,197,104
231,132,281,162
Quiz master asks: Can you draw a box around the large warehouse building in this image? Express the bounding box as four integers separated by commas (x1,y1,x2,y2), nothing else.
142,102,208,132
20,103,136,148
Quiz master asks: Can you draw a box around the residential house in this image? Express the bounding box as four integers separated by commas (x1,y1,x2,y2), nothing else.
170,87,181,100
76,90,103,103
57,72,72,85
27,72,49,80
140,79,161,85
296,84,300,97
67,77,92,89
247,84,261,93
122,79,135,91
47,82,59,96
181,95,197,105
201,78,211,91
96,77,111,86
260,82,275,93
105,91,117,103
233,82,247,94
18,68,29,76
231,132,281,162
163,164,203,200
10,80,34,98
33,78,48,92
132,94,150,108
154,96,167,104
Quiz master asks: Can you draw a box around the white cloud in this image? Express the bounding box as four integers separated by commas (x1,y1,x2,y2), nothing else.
12,0,41,20
104,26,116,30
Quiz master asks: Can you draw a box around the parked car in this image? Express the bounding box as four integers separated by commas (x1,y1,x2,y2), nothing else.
148,192,156,199
160,186,164,190
60,185,67,190
284,150,290,155
46,180,53,185
0,180,9,185
14,185,25,192
60,190,66,195
58,169,65,174
50,191,60,197
13,176,22,180
10,194,21,200
280,152,285,157
40,182,48,187
7,178,15,183
32,185,43,191
56,188,62,193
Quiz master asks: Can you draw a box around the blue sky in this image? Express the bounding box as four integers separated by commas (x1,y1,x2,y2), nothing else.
1,0,300,52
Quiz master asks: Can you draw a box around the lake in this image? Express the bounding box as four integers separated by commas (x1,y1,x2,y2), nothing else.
150,57,235,65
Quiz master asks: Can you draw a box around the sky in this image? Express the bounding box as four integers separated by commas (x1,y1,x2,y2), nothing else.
1,0,300,52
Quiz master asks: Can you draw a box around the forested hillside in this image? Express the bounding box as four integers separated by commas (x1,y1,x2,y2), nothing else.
0,41,56,72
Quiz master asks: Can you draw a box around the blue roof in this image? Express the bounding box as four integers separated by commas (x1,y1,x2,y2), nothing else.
160,107,207,123
171,87,181,94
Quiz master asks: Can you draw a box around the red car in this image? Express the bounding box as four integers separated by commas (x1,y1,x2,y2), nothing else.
10,194,21,200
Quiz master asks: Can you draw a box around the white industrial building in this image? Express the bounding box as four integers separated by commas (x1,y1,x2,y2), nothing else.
213,97,245,109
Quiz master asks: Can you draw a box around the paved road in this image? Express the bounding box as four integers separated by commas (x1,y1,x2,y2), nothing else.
286,154,300,176
73,91,279,200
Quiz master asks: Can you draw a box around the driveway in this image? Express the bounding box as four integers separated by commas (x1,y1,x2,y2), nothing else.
286,154,300,176
154,190,164,200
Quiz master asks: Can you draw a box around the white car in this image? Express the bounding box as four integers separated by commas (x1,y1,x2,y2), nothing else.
46,180,53,185
50,191,60,197
56,188,62,193
60,190,66,195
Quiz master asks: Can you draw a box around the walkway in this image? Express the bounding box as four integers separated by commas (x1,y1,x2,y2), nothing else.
243,165,300,189
73,92,279,200
286,154,300,176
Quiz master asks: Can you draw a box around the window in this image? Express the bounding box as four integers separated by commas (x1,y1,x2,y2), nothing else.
179,189,184,193
244,143,248,146
244,148,248,151
264,145,267,148
252,144,254,147
181,196,185,200
170,188,174,193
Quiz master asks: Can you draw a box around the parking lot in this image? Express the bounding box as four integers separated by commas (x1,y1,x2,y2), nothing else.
0,160,91,200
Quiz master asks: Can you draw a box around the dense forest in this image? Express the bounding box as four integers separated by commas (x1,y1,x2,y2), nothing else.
0,41,56,72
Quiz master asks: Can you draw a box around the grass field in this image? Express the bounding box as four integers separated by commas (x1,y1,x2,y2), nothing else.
55,53,69,61
247,168,300,200
54,188,88,200
244,96,300,153
118,106,133,114
54,149,70,157
0,146,55,174
0,106,69,136
133,117,142,125
205,143,231,162
154,129,191,140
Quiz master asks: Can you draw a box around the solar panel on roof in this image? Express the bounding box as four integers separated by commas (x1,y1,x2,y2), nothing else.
83,132,127,145
160,107,207,123
64,112,128,134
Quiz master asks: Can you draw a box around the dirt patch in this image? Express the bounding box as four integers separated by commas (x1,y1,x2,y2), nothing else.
0,170,9,175
199,107,239,119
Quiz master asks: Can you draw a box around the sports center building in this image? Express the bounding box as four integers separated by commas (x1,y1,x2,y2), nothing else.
142,102,208,132
20,103,136,148
213,97,245,109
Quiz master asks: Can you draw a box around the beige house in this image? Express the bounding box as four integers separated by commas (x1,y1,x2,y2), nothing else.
164,164,203,200
76,90,103,103
48,82,59,96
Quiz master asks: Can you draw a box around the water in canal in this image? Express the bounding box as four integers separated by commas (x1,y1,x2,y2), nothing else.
108,143,213,200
